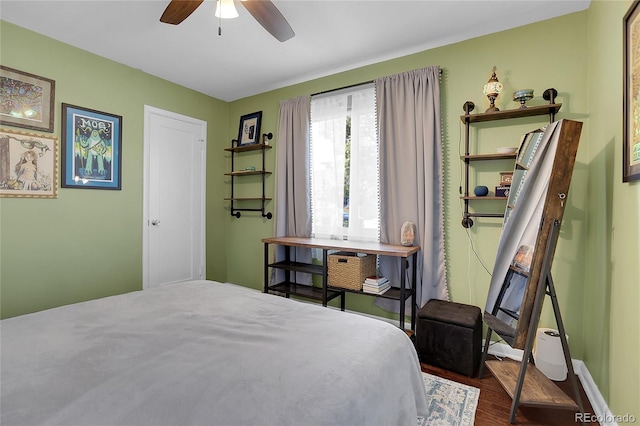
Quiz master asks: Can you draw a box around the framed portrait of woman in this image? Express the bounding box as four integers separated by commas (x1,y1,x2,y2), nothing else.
0,127,58,198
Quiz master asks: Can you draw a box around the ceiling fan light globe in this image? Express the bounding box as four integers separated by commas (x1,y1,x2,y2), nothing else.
215,0,239,19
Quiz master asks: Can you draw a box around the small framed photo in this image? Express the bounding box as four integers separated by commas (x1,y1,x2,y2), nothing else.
0,127,58,198
0,66,55,133
623,0,640,182
61,103,122,190
236,111,262,146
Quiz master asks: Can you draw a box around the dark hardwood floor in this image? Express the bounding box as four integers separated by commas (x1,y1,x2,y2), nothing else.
420,356,596,426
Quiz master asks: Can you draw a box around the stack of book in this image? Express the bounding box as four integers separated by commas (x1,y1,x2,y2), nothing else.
362,276,390,295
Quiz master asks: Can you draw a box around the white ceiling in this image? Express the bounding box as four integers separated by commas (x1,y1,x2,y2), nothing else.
0,0,590,102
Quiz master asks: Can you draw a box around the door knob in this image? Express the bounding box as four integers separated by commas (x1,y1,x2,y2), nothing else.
151,220,161,226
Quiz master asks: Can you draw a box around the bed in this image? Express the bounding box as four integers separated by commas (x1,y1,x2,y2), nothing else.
1,280,428,425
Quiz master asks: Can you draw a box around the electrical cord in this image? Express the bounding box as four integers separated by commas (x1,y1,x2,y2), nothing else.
457,120,493,279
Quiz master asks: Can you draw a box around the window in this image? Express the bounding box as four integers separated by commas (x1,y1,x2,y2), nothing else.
310,83,379,242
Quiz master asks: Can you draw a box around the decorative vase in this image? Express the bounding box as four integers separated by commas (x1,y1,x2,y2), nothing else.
400,221,415,246
513,89,534,109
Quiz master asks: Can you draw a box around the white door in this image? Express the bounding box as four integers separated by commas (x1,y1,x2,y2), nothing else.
143,106,207,289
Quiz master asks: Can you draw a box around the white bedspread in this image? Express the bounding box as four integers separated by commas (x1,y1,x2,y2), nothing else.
1,280,427,426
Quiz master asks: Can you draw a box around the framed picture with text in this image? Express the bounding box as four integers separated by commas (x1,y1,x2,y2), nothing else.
623,0,640,182
236,111,262,146
0,66,55,133
61,103,122,189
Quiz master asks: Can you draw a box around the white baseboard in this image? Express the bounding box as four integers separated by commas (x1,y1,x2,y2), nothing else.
487,341,616,426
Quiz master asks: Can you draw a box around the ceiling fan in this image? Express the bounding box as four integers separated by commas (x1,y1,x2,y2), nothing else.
160,0,295,42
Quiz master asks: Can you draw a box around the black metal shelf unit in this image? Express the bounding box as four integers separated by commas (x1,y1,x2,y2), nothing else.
224,132,273,219
460,88,562,228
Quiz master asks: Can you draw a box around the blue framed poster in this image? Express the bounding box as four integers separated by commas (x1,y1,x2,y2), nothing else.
61,103,122,189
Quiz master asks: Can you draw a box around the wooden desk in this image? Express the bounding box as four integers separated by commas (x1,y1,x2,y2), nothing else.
262,236,420,330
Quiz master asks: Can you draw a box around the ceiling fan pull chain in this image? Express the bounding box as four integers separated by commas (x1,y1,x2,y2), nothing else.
218,0,222,36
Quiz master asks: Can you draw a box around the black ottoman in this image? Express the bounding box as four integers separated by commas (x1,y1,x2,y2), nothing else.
415,299,482,377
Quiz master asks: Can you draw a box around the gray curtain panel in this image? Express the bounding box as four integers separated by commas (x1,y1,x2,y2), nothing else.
375,66,449,313
272,96,312,285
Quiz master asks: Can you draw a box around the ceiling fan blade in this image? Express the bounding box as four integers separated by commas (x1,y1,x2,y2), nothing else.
160,0,205,25
240,0,295,42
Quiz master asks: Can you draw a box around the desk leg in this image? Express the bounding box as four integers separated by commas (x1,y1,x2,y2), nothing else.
322,249,328,307
411,252,417,331
284,245,290,298
399,257,406,330
263,242,269,293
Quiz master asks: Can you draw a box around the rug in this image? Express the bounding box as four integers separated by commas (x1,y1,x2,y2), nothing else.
416,372,480,426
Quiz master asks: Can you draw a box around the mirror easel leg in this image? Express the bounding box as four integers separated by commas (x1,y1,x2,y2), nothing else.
509,235,556,424
479,327,493,378
547,274,586,425
508,317,540,423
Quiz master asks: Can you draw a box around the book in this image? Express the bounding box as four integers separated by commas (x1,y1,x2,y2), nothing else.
363,281,390,289
364,276,389,285
362,283,391,295
362,281,391,291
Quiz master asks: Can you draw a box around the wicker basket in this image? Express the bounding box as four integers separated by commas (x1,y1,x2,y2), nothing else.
328,252,376,291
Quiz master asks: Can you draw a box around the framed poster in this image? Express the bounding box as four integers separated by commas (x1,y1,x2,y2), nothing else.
61,103,122,190
623,0,640,182
236,111,262,146
0,66,55,132
0,127,58,198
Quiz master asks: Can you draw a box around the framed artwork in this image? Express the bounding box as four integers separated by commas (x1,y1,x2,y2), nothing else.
0,128,58,198
61,103,122,190
236,111,262,146
624,0,640,182
0,66,55,133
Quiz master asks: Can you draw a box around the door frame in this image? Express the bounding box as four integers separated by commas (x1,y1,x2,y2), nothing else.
142,105,207,289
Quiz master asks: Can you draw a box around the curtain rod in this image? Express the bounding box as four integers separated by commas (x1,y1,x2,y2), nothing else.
311,68,443,97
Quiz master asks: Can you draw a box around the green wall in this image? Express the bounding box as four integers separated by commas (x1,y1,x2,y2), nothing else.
585,0,640,416
1,1,639,418
226,6,638,417
226,12,591,338
0,21,230,317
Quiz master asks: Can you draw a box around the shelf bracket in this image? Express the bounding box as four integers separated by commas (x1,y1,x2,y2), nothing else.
262,132,273,145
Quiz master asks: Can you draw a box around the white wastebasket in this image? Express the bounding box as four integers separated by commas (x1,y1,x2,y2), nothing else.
534,328,568,381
